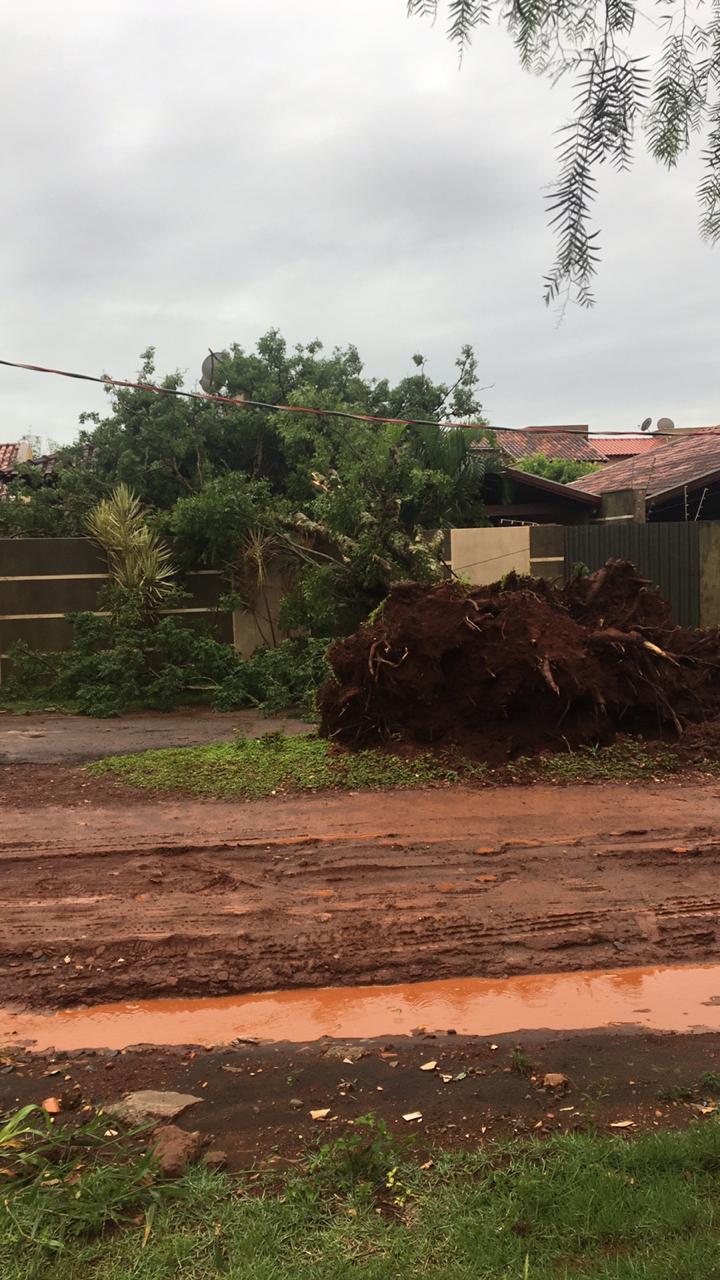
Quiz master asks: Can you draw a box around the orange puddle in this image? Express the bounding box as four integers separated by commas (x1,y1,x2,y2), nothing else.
3,964,720,1051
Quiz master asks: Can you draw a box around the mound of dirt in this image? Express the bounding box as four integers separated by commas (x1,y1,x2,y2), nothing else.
318,560,720,761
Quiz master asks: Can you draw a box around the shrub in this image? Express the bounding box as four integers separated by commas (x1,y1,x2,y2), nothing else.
1,623,329,720
213,637,330,718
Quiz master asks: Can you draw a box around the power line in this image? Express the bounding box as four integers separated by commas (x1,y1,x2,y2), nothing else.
0,357,489,433
0,357,702,439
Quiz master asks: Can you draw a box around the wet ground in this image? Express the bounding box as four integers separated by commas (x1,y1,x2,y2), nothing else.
5,964,720,1051
4,718,720,1157
1,778,719,1009
0,708,311,764
3,1030,720,1167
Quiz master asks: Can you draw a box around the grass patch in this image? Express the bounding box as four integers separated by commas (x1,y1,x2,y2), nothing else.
657,1084,697,1104
90,731,484,799
89,731,720,797
5,1111,720,1279
0,1105,176,1276
506,737,708,784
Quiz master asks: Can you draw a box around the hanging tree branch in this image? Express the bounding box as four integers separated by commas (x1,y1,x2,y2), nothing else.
407,0,720,305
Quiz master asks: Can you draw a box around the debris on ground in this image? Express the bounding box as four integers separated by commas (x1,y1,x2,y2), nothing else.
542,1072,570,1090
202,1148,229,1170
319,560,720,760
109,1089,202,1125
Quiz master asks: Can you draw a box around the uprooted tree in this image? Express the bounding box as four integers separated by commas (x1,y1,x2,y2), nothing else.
319,560,720,759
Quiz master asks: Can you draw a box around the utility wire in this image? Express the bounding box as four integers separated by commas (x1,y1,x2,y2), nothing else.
0,357,487,433
0,357,696,439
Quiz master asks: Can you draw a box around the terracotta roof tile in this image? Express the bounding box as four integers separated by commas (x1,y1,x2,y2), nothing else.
569,429,720,501
477,428,608,464
0,443,20,471
594,437,667,458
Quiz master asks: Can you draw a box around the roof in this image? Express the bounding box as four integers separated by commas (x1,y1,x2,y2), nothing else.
477,427,607,465
0,443,20,471
569,429,720,502
594,436,667,458
504,466,600,506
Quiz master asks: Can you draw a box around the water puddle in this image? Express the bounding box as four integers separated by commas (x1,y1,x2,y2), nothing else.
3,964,720,1051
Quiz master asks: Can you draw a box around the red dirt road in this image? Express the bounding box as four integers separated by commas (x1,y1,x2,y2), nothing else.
2,776,720,1011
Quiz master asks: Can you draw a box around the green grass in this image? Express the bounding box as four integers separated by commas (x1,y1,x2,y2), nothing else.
506,737,709,785
89,731,720,798
0,1105,171,1277
5,1111,720,1279
90,732,484,799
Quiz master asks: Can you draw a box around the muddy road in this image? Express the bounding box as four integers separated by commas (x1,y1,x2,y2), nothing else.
2,777,720,1011
0,708,310,764
4,1031,720,1166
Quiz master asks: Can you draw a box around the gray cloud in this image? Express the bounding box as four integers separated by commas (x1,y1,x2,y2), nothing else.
0,0,717,446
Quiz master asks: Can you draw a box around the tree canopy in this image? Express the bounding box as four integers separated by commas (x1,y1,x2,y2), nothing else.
408,0,720,307
512,453,600,485
0,331,497,634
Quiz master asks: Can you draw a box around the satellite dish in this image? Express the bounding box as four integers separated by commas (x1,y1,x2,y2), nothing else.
657,416,675,433
200,349,227,393
640,417,652,432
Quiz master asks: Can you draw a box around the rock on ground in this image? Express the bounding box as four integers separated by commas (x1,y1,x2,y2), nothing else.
109,1089,202,1125
152,1124,204,1176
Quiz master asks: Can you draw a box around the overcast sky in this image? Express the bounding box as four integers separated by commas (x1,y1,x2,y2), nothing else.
1,0,717,445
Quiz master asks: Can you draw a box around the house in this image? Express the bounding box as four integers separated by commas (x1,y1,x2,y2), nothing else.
480,465,600,525
479,425,608,466
0,442,33,494
0,442,32,473
568,427,720,521
473,423,679,468
593,436,666,462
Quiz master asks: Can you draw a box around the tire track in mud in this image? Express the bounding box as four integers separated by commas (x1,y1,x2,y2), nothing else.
3,801,720,1010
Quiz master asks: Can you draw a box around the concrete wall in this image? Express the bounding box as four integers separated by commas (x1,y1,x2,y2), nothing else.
529,525,565,580
699,523,720,627
450,527,530,585
598,489,647,524
0,537,234,683
232,567,288,659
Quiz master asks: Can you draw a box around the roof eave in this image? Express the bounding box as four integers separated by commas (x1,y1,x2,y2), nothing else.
504,466,601,507
648,466,720,505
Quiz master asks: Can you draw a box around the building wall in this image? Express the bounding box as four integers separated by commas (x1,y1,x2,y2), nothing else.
450,527,530,585
699,523,720,627
598,489,647,523
449,522,720,627
0,537,234,683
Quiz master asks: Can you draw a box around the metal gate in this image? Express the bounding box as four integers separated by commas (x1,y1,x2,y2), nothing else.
564,523,701,627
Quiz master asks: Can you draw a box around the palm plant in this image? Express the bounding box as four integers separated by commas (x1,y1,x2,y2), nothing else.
85,484,177,621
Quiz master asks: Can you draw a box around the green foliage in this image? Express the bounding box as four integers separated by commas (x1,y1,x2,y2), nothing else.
408,2,720,307
510,1049,535,1078
1,625,330,720
700,1071,720,1092
506,738,697,784
305,1115,407,1197
85,483,176,622
90,732,484,797
161,471,287,572
657,1084,696,1104
213,638,331,717
7,1117,720,1278
1,614,238,718
512,453,601,486
0,1106,178,1269
2,331,495,641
